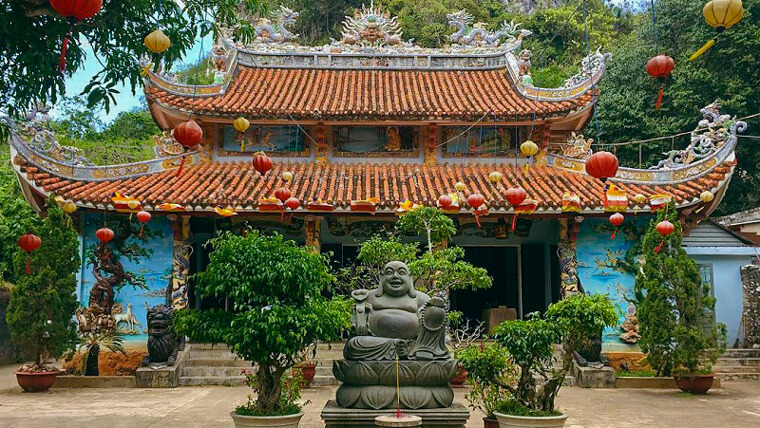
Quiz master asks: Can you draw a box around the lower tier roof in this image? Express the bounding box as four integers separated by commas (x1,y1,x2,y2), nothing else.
14,157,732,215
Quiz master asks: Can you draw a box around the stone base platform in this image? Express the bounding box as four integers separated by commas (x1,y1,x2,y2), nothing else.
321,400,470,428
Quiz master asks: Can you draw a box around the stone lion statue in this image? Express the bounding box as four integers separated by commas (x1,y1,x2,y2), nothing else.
142,305,178,366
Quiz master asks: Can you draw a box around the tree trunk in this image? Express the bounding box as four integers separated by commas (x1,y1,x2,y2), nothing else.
85,344,100,376
256,364,284,413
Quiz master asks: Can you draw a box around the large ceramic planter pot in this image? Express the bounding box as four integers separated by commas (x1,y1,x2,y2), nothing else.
15,370,60,392
483,417,500,428
294,362,316,387
673,373,715,394
494,411,568,428
230,411,304,428
450,364,467,388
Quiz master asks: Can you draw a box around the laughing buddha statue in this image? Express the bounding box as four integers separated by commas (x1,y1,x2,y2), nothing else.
333,261,457,410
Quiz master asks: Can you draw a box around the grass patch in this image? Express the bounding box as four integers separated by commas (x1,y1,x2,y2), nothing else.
676,392,693,398
616,370,657,377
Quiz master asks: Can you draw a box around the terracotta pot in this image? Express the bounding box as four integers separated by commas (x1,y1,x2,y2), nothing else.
673,373,715,394
294,362,316,386
484,417,500,428
450,364,467,388
230,411,303,428
494,411,568,428
15,370,59,392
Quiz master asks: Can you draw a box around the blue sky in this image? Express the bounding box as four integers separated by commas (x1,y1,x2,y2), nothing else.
54,33,213,124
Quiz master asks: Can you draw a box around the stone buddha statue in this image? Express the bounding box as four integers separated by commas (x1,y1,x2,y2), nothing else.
333,261,457,410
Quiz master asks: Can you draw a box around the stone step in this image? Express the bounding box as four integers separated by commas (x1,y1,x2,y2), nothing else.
316,342,346,351
713,365,760,374
184,358,252,367
189,342,230,351
720,373,760,381
311,375,339,386
185,349,238,359
182,366,250,377
715,357,760,367
313,350,345,360
722,349,760,358
316,366,334,376
179,376,246,386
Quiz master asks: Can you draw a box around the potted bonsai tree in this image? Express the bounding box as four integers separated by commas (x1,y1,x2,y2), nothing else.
462,294,616,428
457,342,514,428
634,206,726,393
175,230,351,427
6,198,79,392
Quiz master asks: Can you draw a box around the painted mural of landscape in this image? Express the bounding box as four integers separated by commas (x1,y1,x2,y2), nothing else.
80,214,173,344
576,218,643,351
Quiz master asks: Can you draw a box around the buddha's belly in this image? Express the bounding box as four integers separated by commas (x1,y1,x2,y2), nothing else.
369,309,419,340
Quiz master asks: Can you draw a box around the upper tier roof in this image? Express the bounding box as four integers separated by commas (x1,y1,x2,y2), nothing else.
146,67,596,122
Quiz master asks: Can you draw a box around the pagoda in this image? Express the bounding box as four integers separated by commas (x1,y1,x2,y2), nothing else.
7,5,746,349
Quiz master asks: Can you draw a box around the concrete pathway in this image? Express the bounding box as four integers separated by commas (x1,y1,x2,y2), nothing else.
1,364,759,427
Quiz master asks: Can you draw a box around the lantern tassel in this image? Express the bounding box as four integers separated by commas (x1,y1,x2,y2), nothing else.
474,212,481,229
58,26,73,73
26,257,31,275
611,228,617,240
176,156,186,177
689,38,716,61
240,134,245,152
656,84,664,110
511,214,517,231
524,163,530,175
655,240,664,253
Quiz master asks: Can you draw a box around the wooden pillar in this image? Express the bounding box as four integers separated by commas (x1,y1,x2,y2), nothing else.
424,123,437,165
557,217,582,299
541,124,552,148
305,215,322,254
170,215,193,310
315,123,327,164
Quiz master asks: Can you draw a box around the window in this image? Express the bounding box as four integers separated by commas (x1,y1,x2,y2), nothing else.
333,126,418,157
442,125,523,157
219,125,310,156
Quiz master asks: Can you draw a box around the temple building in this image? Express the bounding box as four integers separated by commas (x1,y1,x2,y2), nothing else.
6,5,749,361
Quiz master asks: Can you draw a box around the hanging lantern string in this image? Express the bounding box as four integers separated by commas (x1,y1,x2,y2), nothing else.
434,110,492,148
650,0,658,53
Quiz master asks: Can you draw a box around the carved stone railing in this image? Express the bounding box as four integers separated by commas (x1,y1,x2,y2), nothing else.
5,116,206,182
144,46,238,97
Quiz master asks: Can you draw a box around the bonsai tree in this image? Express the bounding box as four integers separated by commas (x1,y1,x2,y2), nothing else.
6,197,79,371
634,206,726,376
175,230,351,415
460,294,617,416
457,341,514,419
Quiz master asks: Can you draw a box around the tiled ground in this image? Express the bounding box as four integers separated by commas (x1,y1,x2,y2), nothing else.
1,364,759,428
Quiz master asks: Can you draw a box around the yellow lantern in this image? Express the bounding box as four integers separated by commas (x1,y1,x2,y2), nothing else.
520,140,539,173
488,171,503,184
633,193,647,205
233,117,250,152
690,0,743,60
282,171,294,182
62,201,77,214
700,190,715,203
144,30,171,55
454,181,467,192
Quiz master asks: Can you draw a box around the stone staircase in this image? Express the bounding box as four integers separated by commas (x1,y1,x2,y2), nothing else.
179,343,251,386
178,342,344,387
715,348,760,381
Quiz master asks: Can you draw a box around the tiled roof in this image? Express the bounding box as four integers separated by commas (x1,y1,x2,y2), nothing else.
15,157,731,214
146,67,595,121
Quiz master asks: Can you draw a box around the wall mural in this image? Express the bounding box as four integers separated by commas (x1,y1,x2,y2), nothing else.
79,213,173,344
220,124,310,155
443,126,518,156
333,126,418,157
575,218,647,349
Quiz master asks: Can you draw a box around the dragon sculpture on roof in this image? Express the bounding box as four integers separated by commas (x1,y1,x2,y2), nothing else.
253,6,300,43
341,2,403,46
447,10,531,47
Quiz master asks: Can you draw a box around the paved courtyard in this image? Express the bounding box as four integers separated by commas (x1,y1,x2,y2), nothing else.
1,364,760,428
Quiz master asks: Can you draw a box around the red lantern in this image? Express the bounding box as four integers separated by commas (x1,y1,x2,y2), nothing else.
438,194,452,209
467,193,485,209
17,233,42,275
50,0,103,72
654,220,676,253
274,187,292,203
609,213,624,240
174,120,204,149
505,187,527,207
646,54,675,110
284,197,300,211
253,152,274,175
96,227,115,243
585,151,619,182
136,210,151,237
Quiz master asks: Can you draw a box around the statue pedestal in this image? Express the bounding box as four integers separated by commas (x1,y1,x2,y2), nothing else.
135,348,187,388
322,400,470,428
572,361,616,388
375,415,422,427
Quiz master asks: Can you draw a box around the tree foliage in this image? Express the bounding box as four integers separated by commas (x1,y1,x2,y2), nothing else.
174,230,351,415
5,197,80,366
632,206,726,376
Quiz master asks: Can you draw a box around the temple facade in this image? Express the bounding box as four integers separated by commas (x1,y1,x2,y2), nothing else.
7,5,748,354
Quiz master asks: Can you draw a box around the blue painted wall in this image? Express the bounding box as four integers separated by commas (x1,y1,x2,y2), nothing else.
79,213,173,343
